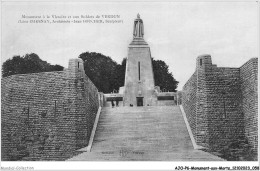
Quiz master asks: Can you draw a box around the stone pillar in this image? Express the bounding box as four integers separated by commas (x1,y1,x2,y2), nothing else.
195,54,212,147
123,14,157,106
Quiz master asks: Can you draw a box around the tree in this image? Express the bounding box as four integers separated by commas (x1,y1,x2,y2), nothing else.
79,52,119,93
2,53,64,77
152,58,178,92
79,52,178,93
111,58,126,92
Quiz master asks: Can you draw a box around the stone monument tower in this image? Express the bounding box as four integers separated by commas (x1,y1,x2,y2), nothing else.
123,14,157,106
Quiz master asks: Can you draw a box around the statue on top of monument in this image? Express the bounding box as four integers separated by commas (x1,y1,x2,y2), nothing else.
133,13,144,38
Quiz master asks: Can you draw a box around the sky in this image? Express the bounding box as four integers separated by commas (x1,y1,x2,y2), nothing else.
1,1,259,90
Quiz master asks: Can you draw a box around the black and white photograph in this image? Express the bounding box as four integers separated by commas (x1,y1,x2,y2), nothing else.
1,0,259,170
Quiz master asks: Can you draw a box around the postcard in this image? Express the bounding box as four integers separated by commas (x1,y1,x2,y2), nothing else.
1,0,259,170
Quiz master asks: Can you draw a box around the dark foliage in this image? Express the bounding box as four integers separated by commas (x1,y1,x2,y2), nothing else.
2,52,178,93
79,52,124,93
2,53,64,77
79,52,178,93
152,58,179,92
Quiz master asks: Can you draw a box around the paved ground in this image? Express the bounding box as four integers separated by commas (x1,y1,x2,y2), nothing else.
68,106,223,161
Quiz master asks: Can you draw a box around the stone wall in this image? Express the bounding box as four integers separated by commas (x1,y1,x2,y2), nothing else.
157,92,177,106
1,58,100,161
182,72,197,142
157,100,176,106
177,91,182,105
182,55,258,153
240,58,258,152
206,67,244,150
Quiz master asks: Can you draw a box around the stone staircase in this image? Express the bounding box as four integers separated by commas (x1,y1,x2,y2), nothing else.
68,106,223,161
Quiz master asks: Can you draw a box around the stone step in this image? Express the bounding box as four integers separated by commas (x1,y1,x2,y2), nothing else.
68,106,223,161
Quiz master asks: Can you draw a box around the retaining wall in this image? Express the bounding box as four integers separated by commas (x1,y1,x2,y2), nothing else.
1,58,100,161
182,55,258,153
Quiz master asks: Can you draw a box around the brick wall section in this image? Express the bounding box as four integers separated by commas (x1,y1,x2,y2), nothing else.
177,91,182,105
182,72,197,142
157,100,176,106
182,55,257,152
1,58,100,161
240,58,258,152
206,67,244,151
196,55,212,147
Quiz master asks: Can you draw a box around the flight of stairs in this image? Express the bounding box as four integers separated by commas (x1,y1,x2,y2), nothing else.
68,106,223,161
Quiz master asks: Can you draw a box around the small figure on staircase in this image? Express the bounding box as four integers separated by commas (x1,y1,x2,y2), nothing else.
116,99,119,107
111,100,115,108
